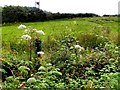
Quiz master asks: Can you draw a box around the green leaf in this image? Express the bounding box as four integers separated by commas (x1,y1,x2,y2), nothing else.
27,77,36,83
18,66,30,71
52,71,62,76
6,76,14,81
38,66,46,71
46,63,52,67
0,68,7,74
36,72,46,75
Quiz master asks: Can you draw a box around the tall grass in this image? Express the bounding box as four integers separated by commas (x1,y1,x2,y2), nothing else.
2,17,118,56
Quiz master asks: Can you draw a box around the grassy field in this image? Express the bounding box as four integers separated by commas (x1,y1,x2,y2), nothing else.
2,16,119,53
1,17,120,89
2,16,118,43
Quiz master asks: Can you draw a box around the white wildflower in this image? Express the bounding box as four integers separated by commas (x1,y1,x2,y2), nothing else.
32,29,37,32
74,45,81,49
36,30,45,35
37,51,44,55
80,47,84,51
74,45,84,51
37,51,44,58
18,24,26,29
24,29,30,33
21,35,31,40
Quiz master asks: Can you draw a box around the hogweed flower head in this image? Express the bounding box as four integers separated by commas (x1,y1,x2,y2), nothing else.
24,28,37,33
36,30,45,35
74,45,81,49
18,24,26,29
32,29,37,32
24,29,30,33
21,35,31,40
37,51,44,55
37,51,44,58
74,45,84,51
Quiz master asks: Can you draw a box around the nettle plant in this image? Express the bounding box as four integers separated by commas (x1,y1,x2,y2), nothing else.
3,63,63,89
18,24,45,61
25,63,63,88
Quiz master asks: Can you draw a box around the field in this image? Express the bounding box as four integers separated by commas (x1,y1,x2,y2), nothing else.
1,17,120,89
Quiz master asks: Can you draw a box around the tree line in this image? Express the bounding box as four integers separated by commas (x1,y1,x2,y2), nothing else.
2,6,100,23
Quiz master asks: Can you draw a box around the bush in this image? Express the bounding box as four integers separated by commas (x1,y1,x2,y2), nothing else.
77,33,109,49
2,6,47,23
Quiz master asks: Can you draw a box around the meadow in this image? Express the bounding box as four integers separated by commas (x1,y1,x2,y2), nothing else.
1,16,120,89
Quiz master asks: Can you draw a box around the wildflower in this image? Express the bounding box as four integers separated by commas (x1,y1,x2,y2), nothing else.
18,24,26,29
32,29,37,32
21,35,31,40
74,45,84,51
37,51,44,55
37,51,44,58
24,29,30,33
74,45,81,49
36,30,45,35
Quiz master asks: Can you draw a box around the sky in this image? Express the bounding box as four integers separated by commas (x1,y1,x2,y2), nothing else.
0,0,119,16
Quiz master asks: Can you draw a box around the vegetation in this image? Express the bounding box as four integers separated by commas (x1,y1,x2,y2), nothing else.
2,6,99,23
1,13,120,89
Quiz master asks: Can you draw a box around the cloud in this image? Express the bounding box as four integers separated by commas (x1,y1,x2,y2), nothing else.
0,0,119,15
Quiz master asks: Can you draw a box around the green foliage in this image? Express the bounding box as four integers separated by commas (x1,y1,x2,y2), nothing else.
2,6,99,23
0,68,7,74
49,34,119,89
3,76,20,88
18,66,30,76
99,72,120,88
2,6,47,23
78,33,109,48
2,17,119,89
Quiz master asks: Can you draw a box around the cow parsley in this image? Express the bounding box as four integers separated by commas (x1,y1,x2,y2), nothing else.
21,35,31,40
36,30,45,35
18,24,26,29
74,45,84,51
37,51,44,55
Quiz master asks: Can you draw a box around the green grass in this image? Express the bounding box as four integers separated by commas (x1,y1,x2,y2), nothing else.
2,16,118,50
1,17,119,89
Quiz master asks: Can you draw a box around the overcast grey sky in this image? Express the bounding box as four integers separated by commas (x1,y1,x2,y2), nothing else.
0,0,119,15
